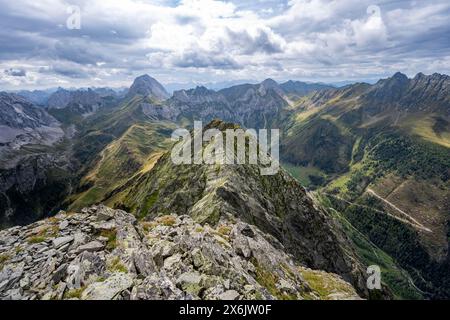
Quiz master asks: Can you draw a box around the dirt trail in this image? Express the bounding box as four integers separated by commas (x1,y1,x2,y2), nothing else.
317,191,432,233
366,188,432,233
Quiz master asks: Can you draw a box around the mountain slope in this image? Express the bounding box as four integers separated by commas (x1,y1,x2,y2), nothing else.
105,120,371,296
47,88,102,110
0,92,63,160
16,89,54,106
47,88,120,127
168,80,290,129
67,121,175,211
282,72,450,298
1,72,448,299
0,93,73,227
280,80,334,100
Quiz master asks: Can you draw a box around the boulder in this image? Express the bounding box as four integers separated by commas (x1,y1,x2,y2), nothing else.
82,273,134,300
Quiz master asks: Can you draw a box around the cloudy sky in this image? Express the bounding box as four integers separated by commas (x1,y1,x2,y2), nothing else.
1,0,450,90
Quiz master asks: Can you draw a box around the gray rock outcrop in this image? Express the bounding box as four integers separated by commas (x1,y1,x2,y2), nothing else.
0,205,361,300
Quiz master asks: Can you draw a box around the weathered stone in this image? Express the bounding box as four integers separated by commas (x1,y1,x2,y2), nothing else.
240,225,255,238
96,236,109,243
3,288,23,300
65,263,85,290
76,241,104,254
150,240,177,267
132,249,157,277
163,253,183,270
72,232,88,248
0,280,9,291
59,220,69,230
191,248,205,268
131,274,184,300
219,290,240,300
176,272,203,296
52,264,68,284
277,279,296,294
52,236,73,249
55,282,67,300
95,206,116,221
82,273,134,300
91,221,116,231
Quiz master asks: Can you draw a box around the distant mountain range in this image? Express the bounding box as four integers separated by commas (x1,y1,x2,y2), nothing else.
0,71,448,300
10,87,127,108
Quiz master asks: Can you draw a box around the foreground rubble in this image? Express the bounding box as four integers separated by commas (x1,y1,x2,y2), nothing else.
0,205,361,300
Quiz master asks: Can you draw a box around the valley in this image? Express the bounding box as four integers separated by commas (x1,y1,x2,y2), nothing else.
0,72,449,299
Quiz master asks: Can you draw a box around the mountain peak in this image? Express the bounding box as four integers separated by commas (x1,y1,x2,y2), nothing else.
47,87,102,109
391,72,409,81
261,78,279,88
412,72,449,83
191,86,212,94
374,72,409,88
414,72,426,79
127,74,169,100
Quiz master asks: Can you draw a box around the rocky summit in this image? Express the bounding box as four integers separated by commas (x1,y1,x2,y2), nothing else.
0,205,361,300
126,75,170,101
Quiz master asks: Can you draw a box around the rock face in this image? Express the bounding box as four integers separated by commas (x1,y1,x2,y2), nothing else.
16,90,53,106
168,81,289,129
126,75,170,101
0,92,58,130
0,92,65,171
0,92,63,153
362,72,450,114
0,152,74,228
47,88,102,110
0,93,72,228
0,205,361,300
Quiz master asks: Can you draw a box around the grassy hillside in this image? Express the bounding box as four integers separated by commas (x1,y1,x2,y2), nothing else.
280,79,450,298
315,193,424,300
68,121,175,211
63,95,177,211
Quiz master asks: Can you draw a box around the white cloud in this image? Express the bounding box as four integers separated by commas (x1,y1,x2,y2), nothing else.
351,5,388,48
0,0,449,89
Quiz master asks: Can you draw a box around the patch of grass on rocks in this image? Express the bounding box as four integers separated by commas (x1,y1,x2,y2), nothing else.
157,215,176,227
27,236,47,244
0,254,10,271
108,257,128,273
64,286,86,299
100,229,117,251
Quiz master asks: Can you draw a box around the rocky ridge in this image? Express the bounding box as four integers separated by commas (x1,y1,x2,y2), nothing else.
0,205,361,300
107,120,368,296
47,88,103,110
